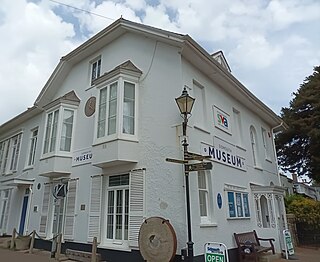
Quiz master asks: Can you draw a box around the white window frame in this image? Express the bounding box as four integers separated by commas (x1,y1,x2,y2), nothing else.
226,191,250,219
0,189,12,234
261,127,272,162
26,128,38,168
0,133,22,175
233,108,244,148
250,125,260,168
0,139,10,175
197,171,215,226
192,81,207,131
94,75,139,145
90,57,101,85
104,174,130,247
42,105,76,158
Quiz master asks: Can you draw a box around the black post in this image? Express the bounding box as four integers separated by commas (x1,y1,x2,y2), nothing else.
182,114,194,262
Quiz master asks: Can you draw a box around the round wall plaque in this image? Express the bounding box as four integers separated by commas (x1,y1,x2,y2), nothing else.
84,96,96,117
139,217,177,262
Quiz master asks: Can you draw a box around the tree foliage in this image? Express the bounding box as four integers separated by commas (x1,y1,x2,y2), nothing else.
285,194,320,227
276,66,320,183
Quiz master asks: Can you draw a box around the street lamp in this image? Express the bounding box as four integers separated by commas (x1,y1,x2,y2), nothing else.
175,87,195,262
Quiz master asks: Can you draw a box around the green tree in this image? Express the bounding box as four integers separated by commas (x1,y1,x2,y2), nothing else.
276,66,320,183
285,194,320,227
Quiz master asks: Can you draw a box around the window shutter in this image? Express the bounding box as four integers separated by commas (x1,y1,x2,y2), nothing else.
64,180,77,240
88,175,102,242
39,184,50,236
1,189,12,234
129,169,145,248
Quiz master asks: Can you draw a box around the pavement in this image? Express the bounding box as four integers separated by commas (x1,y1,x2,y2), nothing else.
0,244,319,262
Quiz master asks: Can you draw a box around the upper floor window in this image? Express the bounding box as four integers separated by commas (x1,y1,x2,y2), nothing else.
0,133,22,175
96,80,137,140
261,127,271,161
27,128,38,167
193,81,206,130
233,108,243,147
91,58,101,85
94,60,142,143
250,126,260,167
43,107,75,156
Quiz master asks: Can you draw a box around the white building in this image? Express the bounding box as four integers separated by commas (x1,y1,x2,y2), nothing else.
0,18,287,261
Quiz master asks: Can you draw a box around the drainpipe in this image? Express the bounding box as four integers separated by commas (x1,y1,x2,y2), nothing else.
271,121,284,186
25,185,33,235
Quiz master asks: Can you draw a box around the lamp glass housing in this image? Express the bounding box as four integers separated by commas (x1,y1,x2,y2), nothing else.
175,88,195,115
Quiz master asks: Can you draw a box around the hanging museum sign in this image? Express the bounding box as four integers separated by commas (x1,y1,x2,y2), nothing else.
72,147,93,166
201,137,246,171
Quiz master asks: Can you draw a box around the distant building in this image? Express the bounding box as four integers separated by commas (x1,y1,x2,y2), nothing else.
0,18,287,261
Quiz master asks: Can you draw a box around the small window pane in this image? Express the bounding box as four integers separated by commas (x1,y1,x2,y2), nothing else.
109,174,129,187
243,193,250,217
198,171,206,189
199,191,207,216
228,192,236,217
236,192,243,217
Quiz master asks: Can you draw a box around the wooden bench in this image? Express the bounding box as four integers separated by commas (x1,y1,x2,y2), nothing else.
234,230,275,262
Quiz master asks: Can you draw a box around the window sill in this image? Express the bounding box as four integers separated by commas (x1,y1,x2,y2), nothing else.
23,166,34,172
194,125,211,134
40,152,72,161
200,223,218,228
227,217,251,220
265,158,272,163
93,136,139,147
236,145,246,152
254,166,263,171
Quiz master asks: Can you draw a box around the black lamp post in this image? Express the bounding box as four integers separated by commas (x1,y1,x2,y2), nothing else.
175,87,195,262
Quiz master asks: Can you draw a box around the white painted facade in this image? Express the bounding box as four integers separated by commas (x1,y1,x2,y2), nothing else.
0,18,287,260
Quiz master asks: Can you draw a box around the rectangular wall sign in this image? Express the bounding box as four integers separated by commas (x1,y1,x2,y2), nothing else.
201,137,246,171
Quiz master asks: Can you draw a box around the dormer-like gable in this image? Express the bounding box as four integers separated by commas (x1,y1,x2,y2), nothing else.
211,50,231,73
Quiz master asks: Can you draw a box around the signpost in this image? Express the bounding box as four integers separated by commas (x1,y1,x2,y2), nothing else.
204,242,228,262
283,229,294,259
185,162,213,172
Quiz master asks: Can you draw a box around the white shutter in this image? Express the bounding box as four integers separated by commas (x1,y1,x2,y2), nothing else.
2,189,12,234
88,175,102,242
64,179,78,240
39,184,50,236
129,169,145,248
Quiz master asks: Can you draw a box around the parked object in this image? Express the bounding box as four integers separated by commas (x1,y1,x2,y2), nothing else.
234,230,275,262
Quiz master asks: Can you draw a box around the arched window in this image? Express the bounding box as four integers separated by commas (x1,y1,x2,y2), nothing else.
250,126,259,167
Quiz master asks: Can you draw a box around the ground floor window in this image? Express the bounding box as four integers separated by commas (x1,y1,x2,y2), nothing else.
106,174,129,242
0,189,11,233
227,191,250,218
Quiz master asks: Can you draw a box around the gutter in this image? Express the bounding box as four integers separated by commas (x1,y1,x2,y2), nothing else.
271,121,285,186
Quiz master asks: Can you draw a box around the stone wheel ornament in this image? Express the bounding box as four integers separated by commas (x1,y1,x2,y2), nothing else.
139,217,177,262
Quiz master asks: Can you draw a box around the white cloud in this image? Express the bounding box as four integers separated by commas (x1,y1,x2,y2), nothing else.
0,0,319,124
0,0,77,124
229,34,282,69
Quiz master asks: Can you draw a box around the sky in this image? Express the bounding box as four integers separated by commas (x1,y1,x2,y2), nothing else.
0,0,319,125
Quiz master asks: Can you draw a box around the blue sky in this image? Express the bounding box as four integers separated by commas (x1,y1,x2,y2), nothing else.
0,0,319,124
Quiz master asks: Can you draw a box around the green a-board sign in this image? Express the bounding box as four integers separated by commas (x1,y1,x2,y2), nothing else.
283,229,294,259
205,242,228,262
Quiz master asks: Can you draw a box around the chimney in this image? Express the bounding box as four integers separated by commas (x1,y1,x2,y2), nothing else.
292,173,298,182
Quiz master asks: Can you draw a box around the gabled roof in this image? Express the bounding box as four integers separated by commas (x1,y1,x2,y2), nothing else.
93,60,142,86
43,90,80,110
211,50,231,73
32,17,284,129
